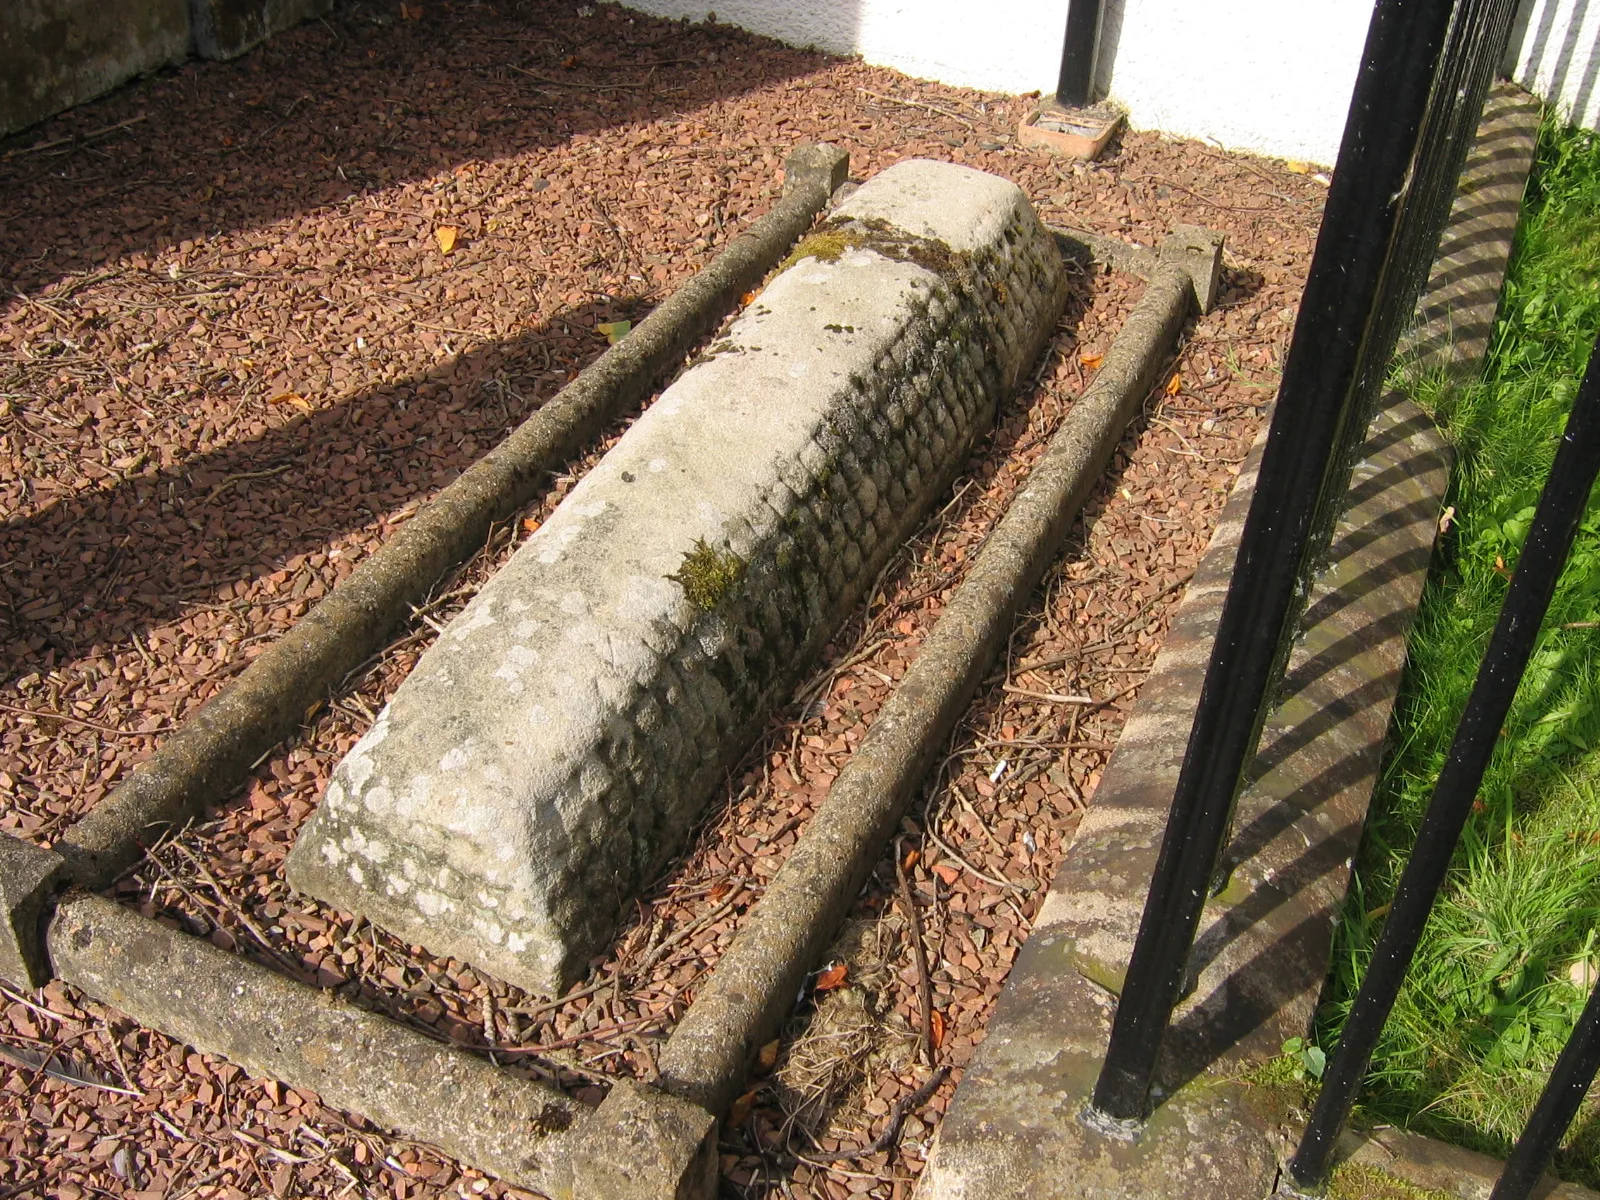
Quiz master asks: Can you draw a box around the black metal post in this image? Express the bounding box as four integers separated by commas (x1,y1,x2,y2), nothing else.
1288,333,1600,1190
1055,0,1102,108
1088,0,1462,1125
1489,971,1600,1200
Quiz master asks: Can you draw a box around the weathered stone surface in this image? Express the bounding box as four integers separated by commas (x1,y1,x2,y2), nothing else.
0,833,63,989
1,0,188,138
656,258,1199,1121
916,397,1450,1200
46,894,587,1194
288,160,1068,996
1336,1125,1600,1200
1159,223,1226,314
781,142,849,197
567,1080,717,1200
192,0,333,60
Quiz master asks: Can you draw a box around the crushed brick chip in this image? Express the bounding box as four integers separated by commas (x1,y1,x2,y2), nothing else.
0,1,1322,1196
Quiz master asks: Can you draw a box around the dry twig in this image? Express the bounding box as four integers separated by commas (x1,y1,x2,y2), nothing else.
893,841,935,1067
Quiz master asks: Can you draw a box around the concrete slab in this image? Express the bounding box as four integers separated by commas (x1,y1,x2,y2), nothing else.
917,397,1450,1200
1404,82,1541,378
46,893,588,1194
0,0,188,138
288,160,1069,997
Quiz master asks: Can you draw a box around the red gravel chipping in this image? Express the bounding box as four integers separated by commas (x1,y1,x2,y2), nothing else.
0,1,1326,1196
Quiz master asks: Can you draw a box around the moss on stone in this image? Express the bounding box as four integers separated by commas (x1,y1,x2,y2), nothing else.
1234,1064,1312,1132
1070,948,1126,996
1327,1162,1457,1200
779,225,873,271
670,540,747,611
780,216,973,287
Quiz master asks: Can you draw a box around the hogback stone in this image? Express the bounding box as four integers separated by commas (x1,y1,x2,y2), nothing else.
286,160,1068,995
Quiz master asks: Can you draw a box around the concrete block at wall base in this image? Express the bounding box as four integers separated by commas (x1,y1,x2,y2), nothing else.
1018,101,1124,161
191,0,334,60
286,159,1069,997
0,834,64,989
0,0,189,138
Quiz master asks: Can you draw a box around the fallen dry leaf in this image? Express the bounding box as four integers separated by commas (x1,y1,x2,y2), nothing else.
1165,373,1182,395
930,1009,947,1050
757,1039,780,1072
728,1089,759,1127
268,392,313,413
813,962,849,992
521,517,541,534
901,848,920,873
1080,352,1104,369
434,226,459,254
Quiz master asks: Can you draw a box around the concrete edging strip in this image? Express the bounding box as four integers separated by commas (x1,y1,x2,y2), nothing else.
51,144,849,893
45,892,715,1200
655,253,1200,1120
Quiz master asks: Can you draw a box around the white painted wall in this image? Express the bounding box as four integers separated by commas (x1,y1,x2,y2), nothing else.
1507,0,1600,130
617,0,1072,98
623,0,1371,163
1096,0,1371,165
622,0,1600,163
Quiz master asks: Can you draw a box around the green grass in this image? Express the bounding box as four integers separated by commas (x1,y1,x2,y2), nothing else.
1318,115,1600,1185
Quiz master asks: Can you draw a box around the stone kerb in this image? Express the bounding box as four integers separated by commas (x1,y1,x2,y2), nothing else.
287,160,1069,997
917,399,1451,1200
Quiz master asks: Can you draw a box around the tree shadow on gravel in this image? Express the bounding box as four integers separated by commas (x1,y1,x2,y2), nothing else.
0,293,646,677
0,0,826,297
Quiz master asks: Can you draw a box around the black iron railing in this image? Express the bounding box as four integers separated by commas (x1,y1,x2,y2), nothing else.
1079,0,1600,1196
1056,0,1104,108
1290,343,1600,1192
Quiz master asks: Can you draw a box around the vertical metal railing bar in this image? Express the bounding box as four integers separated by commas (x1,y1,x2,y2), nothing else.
1309,0,1500,577
1287,332,1600,1191
1361,0,1520,401
1488,969,1600,1200
1087,0,1463,1125
1055,0,1104,107
1329,0,1521,556
1371,0,1510,348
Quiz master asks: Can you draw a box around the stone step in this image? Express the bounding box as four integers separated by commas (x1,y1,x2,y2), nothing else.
286,159,1069,996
